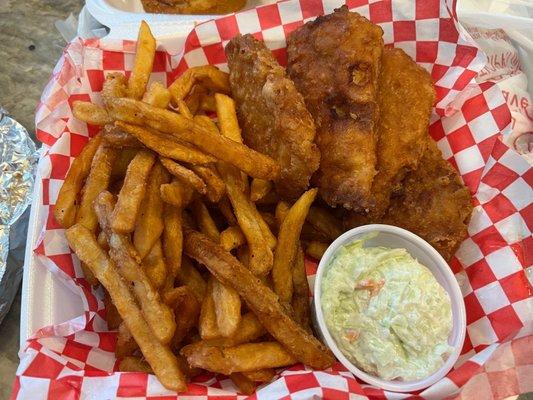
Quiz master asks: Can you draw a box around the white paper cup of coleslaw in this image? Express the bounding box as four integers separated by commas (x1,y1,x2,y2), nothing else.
313,224,466,393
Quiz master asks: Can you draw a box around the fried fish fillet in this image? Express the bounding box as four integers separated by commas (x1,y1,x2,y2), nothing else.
287,6,383,210
382,139,472,261
226,34,320,200
349,47,436,224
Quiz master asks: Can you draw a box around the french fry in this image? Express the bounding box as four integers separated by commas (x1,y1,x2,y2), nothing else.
142,81,171,108
190,165,225,203
161,157,207,195
275,201,290,228
199,277,221,340
306,241,329,260
199,93,216,113
104,290,122,329
220,226,246,251
116,322,139,358
116,121,215,165
128,21,156,100
307,207,342,241
162,204,183,292
120,356,153,373
95,192,176,343
215,93,242,142
72,101,113,125
249,203,277,250
102,73,127,106
111,150,156,233
168,65,230,104
160,181,194,208
292,245,311,332
163,286,200,346
230,373,257,395
133,162,167,258
144,239,167,289
183,84,207,115
219,196,237,225
273,189,317,303
109,98,280,180
212,278,241,337
102,125,142,148
80,261,99,287
183,230,334,369
65,224,187,391
242,369,276,383
54,135,103,228
259,212,276,232
192,200,220,242
250,179,272,202
181,342,297,375
176,256,206,302
97,230,109,249
110,148,138,181
177,99,193,119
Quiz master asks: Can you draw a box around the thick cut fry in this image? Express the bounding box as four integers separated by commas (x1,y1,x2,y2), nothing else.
65,224,186,391
177,99,193,119
104,290,122,329
292,245,311,332
215,93,242,142
102,125,142,148
192,200,220,242
116,322,139,358
162,204,183,292
111,150,155,233
80,261,98,287
242,369,276,383
142,81,171,108
250,179,272,202
168,65,230,104
189,165,225,203
133,162,167,258
184,230,334,369
54,135,102,228
102,73,128,106
109,98,279,179
199,278,221,340
184,84,207,115
111,148,138,181
306,241,329,260
162,162,203,192
116,121,215,165
144,239,167,289
220,226,246,251
195,312,265,348
275,201,290,228
128,21,156,100
181,342,297,375
306,207,342,241
249,203,277,249
72,101,112,125
160,181,194,208
273,189,317,303
95,192,176,344
176,256,206,302
212,279,241,337
259,212,276,232
164,286,200,346
219,196,237,225
230,373,257,395
120,356,153,373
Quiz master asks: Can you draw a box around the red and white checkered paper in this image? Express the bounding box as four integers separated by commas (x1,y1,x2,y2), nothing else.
13,0,533,399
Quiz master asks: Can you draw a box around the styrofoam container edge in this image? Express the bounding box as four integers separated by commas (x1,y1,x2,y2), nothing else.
313,224,467,393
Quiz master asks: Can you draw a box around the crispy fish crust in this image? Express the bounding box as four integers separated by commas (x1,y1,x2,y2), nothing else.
226,34,320,200
351,48,436,221
287,6,383,210
183,230,335,370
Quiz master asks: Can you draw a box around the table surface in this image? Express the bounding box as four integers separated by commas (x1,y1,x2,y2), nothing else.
0,0,83,399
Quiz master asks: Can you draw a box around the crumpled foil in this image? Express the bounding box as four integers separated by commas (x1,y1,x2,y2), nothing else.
0,107,38,324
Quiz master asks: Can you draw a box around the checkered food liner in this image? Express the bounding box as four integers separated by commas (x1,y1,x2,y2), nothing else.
12,0,533,399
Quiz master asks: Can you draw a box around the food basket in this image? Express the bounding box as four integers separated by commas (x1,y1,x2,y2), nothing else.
15,0,533,398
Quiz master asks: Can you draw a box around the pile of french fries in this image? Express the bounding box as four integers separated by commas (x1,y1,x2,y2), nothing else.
57,21,339,394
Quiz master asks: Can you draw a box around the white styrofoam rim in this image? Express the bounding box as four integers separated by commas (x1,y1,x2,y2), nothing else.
313,224,467,393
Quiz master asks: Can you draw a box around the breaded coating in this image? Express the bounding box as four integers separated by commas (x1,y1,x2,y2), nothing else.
381,139,472,261
287,6,383,210
226,34,320,200
350,47,436,223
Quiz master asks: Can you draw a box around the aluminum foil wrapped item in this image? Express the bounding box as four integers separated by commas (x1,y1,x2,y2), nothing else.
0,107,38,324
